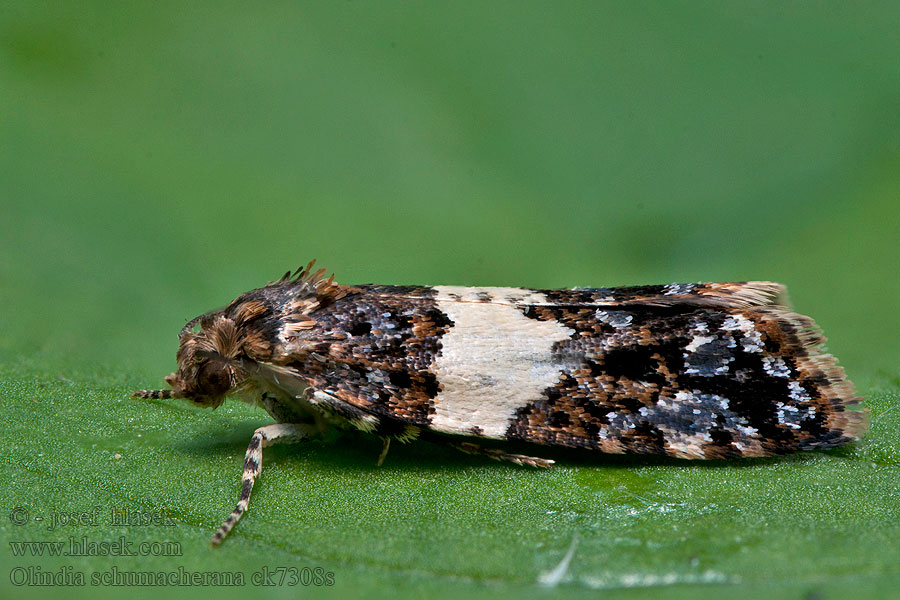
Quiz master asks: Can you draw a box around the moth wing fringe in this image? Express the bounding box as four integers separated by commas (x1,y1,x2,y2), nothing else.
641,282,790,309
699,281,789,309
753,305,867,445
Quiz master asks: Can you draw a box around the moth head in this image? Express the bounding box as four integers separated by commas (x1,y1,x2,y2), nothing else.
161,355,235,408
133,312,245,408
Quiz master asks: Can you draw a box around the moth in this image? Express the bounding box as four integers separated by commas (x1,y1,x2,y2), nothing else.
134,261,866,545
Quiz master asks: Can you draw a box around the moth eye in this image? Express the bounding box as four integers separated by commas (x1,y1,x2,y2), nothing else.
198,361,231,396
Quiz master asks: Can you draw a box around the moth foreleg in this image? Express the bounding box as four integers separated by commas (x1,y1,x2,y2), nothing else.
444,440,555,469
210,423,314,546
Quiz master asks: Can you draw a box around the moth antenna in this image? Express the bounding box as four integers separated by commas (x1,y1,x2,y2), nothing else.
179,315,204,338
132,389,174,400
179,309,225,338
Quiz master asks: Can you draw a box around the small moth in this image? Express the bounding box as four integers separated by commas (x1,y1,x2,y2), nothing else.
134,261,866,545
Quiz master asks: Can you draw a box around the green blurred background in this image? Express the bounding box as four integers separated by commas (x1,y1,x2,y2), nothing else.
2,2,899,599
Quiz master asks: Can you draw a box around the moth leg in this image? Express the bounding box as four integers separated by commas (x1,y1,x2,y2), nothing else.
444,440,555,469
210,423,314,546
376,437,391,467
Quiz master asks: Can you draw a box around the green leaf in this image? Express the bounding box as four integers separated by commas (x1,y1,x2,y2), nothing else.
2,2,899,599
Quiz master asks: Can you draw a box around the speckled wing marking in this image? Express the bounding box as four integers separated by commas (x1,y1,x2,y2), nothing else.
268,285,448,428
429,286,576,437
508,289,865,458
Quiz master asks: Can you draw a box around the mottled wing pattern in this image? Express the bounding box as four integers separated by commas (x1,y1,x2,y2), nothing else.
265,281,864,459
512,295,863,458
269,286,451,427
